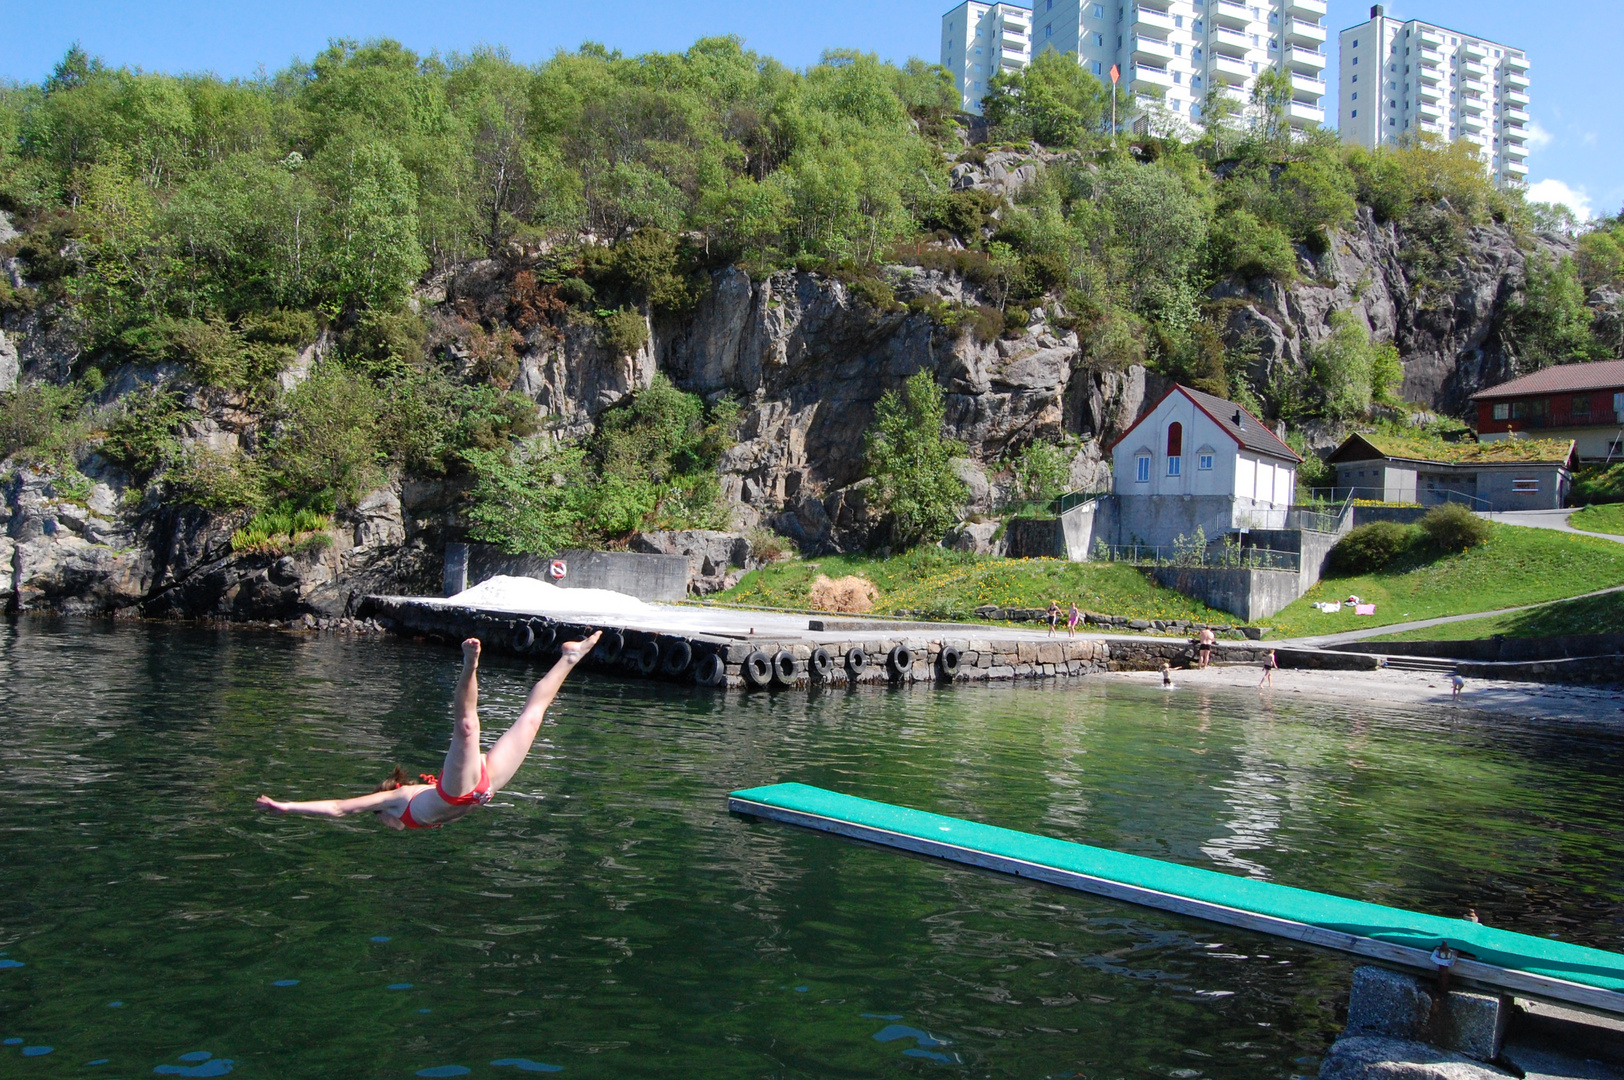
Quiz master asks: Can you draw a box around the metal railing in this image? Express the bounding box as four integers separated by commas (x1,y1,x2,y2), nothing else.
1053,490,1110,515
1093,542,1302,573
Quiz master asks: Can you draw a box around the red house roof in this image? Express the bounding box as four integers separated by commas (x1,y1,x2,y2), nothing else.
1469,360,1624,401
1106,384,1301,463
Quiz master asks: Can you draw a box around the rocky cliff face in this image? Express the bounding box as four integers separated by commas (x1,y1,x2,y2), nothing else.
0,198,1606,619
1216,206,1574,415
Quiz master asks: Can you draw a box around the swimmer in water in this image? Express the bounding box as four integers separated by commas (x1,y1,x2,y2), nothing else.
255,632,600,830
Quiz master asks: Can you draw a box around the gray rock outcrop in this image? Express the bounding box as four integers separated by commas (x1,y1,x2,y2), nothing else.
628,529,760,594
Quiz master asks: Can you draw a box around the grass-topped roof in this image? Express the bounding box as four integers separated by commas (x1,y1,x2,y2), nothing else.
1329,431,1576,466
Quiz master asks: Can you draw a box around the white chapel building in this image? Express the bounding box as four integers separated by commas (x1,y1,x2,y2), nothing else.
1103,385,1301,546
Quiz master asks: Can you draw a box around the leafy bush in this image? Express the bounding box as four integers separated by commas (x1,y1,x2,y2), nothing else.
99,386,190,482
1211,208,1297,280
265,366,385,508
1418,502,1492,552
0,382,87,463
865,370,968,548
163,446,266,512
463,441,591,555
1328,521,1415,574
1307,311,1402,420
1008,440,1072,507
600,307,648,357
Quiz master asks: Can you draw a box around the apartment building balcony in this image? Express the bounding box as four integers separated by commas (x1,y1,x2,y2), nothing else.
1461,60,1487,80
1462,76,1488,95
1459,94,1486,114
1506,160,1528,176
1132,35,1177,63
1001,30,1029,50
1000,51,1027,69
1133,5,1177,33
1418,29,1443,48
1505,140,1528,159
1419,82,1442,101
1418,61,1442,84
1288,18,1326,47
1506,89,1529,106
1288,45,1326,72
1212,0,1252,29
1507,54,1530,71
1462,41,1488,59
1460,112,1487,131
1286,0,1327,17
1131,64,1175,89
1287,100,1324,126
1290,72,1324,98
1506,71,1530,89
1418,102,1443,120
1504,107,1528,124
1212,25,1251,56
1211,53,1251,81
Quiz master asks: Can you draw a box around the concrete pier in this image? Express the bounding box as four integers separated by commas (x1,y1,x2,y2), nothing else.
358,593,1312,689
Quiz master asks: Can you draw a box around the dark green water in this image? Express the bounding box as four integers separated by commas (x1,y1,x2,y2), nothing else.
4,621,1624,1080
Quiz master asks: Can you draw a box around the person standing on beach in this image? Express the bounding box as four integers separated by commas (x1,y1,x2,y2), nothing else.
1197,626,1215,669
1259,649,1277,689
1047,601,1062,637
1066,602,1081,638
1452,672,1464,700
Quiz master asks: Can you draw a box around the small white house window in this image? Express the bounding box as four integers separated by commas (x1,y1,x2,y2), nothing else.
1136,455,1152,483
1168,455,1182,476
1511,478,1539,493
1198,452,1214,471
1493,403,1510,420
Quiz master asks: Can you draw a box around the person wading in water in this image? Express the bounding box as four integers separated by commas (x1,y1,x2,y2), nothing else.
256,632,601,830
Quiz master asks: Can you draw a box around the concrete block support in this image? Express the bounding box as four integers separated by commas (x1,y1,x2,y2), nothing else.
1343,966,1512,1064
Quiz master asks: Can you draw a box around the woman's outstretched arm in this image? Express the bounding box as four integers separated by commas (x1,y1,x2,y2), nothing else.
256,789,408,818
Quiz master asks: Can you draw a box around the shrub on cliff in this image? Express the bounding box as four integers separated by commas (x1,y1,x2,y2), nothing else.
865,370,967,549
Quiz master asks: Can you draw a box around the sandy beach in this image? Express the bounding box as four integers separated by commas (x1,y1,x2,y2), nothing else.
1106,663,1624,727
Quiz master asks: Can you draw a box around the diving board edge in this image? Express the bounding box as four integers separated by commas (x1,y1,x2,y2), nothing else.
727,796,1624,1016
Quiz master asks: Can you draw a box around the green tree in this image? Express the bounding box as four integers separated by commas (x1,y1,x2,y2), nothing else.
865,370,968,548
1307,311,1401,420
984,50,1110,148
1509,253,1603,371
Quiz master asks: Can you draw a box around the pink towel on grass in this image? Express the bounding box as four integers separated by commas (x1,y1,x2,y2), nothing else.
1355,603,1376,615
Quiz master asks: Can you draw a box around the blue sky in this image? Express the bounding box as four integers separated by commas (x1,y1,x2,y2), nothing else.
6,0,1618,220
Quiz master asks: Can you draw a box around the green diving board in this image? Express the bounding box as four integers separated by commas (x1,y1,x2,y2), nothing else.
728,782,1624,1015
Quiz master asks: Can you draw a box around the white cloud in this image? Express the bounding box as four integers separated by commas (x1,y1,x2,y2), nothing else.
1525,121,1554,151
1526,179,1594,222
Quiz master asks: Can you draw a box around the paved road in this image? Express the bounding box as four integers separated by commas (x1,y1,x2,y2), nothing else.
1483,508,1624,543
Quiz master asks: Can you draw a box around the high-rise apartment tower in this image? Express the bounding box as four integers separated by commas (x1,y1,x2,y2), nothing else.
1337,5,1529,186
960,0,1328,132
941,2,1033,115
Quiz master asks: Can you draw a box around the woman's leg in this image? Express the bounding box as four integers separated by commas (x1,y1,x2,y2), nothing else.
486,632,601,792
438,639,485,797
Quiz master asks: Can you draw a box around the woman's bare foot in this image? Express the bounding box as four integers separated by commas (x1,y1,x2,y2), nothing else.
560,631,602,665
462,638,481,666
256,795,290,813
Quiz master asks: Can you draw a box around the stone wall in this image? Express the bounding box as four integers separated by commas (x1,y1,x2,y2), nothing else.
1331,634,1624,662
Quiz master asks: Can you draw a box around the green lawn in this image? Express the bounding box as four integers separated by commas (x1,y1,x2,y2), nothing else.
712,549,1232,625
1369,588,1624,641
1264,522,1624,638
1570,503,1624,537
